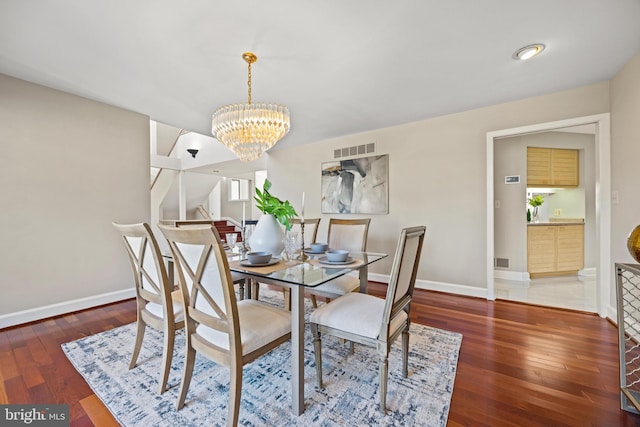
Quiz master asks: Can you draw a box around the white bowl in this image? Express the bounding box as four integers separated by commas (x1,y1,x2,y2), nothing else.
326,249,349,262
310,242,328,252
247,251,272,264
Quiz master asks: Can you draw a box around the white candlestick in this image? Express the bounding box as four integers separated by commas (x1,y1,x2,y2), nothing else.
242,202,246,228
301,192,305,223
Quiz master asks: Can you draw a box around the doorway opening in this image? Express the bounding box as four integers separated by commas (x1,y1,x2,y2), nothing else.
486,114,611,317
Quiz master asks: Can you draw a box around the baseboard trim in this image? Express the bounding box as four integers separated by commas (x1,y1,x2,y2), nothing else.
579,267,597,277
493,270,530,281
606,304,618,324
369,273,488,298
368,272,390,283
0,288,135,329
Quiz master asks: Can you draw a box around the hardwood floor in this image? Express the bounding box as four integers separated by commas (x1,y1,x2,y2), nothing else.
1,283,639,426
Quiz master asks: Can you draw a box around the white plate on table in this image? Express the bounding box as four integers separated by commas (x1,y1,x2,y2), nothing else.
240,257,281,267
317,256,356,265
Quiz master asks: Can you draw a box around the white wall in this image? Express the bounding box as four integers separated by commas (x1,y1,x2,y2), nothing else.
0,74,149,325
219,173,254,222
493,137,527,273
611,51,640,305
266,82,609,293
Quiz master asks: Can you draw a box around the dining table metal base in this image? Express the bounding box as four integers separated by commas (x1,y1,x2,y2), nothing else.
291,285,305,415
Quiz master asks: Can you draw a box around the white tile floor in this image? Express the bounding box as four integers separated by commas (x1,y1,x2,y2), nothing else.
494,274,597,312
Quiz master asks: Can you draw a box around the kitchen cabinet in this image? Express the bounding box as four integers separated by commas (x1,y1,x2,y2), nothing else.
527,223,584,277
527,147,579,187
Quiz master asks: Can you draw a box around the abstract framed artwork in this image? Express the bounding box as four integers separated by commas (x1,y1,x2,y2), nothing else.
321,154,389,214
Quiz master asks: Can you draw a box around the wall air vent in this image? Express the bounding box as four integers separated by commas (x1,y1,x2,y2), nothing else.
334,142,376,159
495,258,509,268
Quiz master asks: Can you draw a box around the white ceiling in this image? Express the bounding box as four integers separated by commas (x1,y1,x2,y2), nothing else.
1,0,639,155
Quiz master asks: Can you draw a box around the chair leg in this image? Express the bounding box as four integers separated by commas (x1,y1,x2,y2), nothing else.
176,343,196,410
227,358,242,427
251,280,260,300
310,294,318,308
378,350,389,414
402,327,409,378
281,287,291,311
158,326,175,394
129,318,146,369
311,324,323,388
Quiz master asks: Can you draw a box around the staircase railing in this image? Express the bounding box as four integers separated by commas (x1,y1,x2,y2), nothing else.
196,205,212,220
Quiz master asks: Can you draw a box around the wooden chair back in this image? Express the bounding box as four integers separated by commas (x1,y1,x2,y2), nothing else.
327,218,371,252
291,218,321,248
158,224,241,356
380,225,426,337
113,222,173,312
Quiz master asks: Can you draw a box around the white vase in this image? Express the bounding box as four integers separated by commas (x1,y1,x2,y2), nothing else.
248,214,285,256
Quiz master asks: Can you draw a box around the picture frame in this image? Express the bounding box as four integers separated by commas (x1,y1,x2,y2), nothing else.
321,154,389,214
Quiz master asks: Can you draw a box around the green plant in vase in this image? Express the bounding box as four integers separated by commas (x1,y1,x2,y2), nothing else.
527,194,544,222
254,179,298,231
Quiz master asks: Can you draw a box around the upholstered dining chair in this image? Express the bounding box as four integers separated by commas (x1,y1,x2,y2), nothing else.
158,224,291,426
307,218,371,307
310,225,426,413
112,222,185,394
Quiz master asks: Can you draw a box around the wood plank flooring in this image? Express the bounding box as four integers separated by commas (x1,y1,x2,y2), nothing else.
0,283,638,426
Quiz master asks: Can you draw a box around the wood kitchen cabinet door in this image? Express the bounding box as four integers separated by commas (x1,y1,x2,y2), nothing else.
527,147,552,186
528,224,584,277
527,147,579,187
556,224,584,271
527,226,556,274
551,149,579,186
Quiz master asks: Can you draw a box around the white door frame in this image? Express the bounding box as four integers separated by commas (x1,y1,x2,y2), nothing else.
486,114,611,317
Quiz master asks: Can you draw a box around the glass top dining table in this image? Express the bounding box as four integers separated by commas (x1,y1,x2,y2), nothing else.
226,249,387,416
226,251,386,290
162,247,387,416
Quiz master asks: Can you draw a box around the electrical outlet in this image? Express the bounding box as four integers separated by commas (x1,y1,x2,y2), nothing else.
554,209,562,216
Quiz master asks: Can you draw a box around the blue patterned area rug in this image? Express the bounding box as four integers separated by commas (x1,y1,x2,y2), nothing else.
62,290,462,426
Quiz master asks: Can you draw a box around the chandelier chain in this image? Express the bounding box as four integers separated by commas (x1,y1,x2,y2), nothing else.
247,61,252,104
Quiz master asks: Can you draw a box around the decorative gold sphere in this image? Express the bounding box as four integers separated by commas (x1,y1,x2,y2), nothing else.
627,225,640,263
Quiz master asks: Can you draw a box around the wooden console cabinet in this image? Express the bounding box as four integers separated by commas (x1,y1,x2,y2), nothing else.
527,147,579,187
527,223,584,277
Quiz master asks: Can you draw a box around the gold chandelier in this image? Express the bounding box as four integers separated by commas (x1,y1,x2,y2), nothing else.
211,52,290,162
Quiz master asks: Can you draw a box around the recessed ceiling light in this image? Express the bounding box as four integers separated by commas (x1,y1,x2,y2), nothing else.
512,44,545,61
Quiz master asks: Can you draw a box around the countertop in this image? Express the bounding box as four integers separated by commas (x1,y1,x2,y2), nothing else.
527,221,584,226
